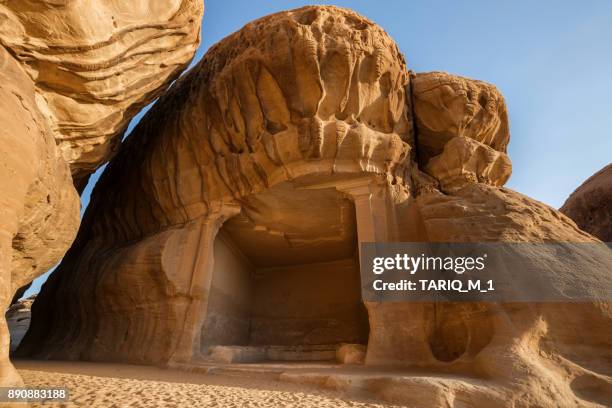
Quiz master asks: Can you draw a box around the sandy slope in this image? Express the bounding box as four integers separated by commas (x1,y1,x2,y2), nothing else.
15,360,400,408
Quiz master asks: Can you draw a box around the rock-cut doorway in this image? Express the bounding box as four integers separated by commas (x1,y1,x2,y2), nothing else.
200,180,369,362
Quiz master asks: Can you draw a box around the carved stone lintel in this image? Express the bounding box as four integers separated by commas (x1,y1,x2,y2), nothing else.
333,177,394,245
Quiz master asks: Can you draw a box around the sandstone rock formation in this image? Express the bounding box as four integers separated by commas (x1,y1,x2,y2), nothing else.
0,0,203,389
411,71,510,167
6,296,34,354
0,45,80,387
18,5,612,408
0,0,204,186
20,4,410,366
424,136,511,194
10,284,31,307
561,164,612,242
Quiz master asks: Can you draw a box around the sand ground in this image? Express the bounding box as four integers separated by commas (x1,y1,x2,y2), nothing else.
14,360,402,408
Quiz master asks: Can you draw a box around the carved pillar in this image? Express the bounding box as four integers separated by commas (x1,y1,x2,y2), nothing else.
334,177,398,365
169,203,241,364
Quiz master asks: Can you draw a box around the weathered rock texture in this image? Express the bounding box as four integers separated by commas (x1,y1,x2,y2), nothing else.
19,5,612,408
0,45,80,387
0,0,202,389
0,0,204,185
20,4,410,366
411,71,510,167
561,164,612,242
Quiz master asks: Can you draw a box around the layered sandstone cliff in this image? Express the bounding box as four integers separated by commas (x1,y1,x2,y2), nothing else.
16,5,612,408
561,164,612,242
0,0,203,388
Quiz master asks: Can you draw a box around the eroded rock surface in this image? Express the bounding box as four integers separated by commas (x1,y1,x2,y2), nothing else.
412,71,510,167
19,5,612,408
0,0,204,185
561,164,612,242
0,0,202,389
375,182,611,406
0,46,80,387
424,136,511,193
20,5,411,366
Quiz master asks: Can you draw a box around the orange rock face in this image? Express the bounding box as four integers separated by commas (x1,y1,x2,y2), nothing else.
411,71,510,167
0,0,203,186
20,5,411,366
0,46,80,387
561,164,612,242
0,0,202,388
9,5,612,408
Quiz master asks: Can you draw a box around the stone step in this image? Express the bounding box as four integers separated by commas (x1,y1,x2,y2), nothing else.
206,344,340,364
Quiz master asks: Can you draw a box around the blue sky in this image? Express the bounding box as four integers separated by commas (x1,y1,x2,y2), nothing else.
23,1,612,297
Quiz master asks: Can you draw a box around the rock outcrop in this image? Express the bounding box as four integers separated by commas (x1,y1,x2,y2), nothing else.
20,5,411,366
10,284,31,307
411,71,510,167
561,164,612,242
0,0,204,186
0,46,80,387
0,0,203,388
6,296,34,354
17,5,612,408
